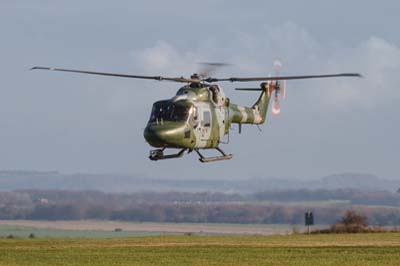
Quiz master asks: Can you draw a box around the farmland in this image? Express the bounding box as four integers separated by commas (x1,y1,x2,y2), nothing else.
0,221,298,238
1,233,400,266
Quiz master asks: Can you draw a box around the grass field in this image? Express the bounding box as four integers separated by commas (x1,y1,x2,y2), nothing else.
1,233,400,266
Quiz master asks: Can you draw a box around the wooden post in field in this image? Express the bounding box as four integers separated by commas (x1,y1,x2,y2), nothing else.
305,211,314,234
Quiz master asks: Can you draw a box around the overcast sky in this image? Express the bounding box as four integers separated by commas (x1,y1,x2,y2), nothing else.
0,0,399,180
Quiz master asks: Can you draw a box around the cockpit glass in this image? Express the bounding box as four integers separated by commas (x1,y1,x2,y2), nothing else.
149,103,192,122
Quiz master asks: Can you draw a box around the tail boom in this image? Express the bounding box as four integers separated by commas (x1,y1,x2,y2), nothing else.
229,90,271,125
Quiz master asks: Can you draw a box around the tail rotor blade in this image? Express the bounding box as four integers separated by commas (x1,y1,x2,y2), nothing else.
273,59,282,75
272,101,281,116
282,80,287,100
272,95,281,116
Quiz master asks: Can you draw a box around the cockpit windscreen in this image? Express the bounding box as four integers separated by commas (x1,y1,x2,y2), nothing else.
149,102,192,123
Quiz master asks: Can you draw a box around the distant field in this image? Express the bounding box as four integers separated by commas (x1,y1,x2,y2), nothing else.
0,220,304,237
1,233,400,266
0,224,159,238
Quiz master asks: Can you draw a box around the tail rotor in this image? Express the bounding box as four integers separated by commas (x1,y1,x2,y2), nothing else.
271,59,285,117
254,60,285,116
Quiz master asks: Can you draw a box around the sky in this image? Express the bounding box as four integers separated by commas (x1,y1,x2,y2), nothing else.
0,0,399,180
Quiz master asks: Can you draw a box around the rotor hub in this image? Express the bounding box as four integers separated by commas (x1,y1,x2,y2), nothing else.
190,73,200,80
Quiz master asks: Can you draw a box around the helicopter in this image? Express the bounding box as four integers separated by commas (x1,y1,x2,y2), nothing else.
31,62,361,163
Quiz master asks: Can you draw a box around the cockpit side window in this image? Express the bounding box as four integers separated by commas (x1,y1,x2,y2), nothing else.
193,106,198,120
170,105,190,121
190,106,199,128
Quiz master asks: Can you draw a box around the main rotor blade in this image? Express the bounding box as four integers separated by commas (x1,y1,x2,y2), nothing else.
206,73,362,83
30,66,197,83
197,62,232,79
235,88,262,91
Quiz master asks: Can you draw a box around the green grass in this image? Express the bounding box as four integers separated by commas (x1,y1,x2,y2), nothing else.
0,225,159,238
1,233,400,265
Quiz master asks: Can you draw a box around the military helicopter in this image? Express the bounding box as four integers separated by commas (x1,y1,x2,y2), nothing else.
31,62,361,163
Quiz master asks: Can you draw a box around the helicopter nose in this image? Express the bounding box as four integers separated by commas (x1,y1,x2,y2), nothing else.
143,126,164,147
144,124,185,148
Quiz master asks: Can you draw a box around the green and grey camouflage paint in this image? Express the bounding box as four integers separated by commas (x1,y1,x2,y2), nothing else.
144,84,271,149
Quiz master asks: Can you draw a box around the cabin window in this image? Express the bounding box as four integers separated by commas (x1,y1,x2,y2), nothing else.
203,111,211,127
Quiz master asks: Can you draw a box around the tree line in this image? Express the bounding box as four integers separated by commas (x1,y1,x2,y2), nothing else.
0,189,399,225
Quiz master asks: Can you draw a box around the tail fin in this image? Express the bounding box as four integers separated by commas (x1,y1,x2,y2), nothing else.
252,89,271,124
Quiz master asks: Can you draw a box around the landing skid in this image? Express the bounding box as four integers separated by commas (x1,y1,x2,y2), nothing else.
195,147,233,163
149,148,187,161
149,147,232,163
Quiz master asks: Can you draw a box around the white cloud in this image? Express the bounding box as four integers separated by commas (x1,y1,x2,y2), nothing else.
127,22,323,79
130,41,199,75
128,23,400,111
319,37,400,108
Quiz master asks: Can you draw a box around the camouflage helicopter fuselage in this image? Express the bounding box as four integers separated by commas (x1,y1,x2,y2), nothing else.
144,83,270,151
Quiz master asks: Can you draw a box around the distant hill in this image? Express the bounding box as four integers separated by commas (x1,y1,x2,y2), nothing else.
0,170,399,193
320,173,382,190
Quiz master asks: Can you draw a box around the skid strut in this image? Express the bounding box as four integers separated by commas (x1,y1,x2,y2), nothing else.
149,148,187,161
195,147,233,163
